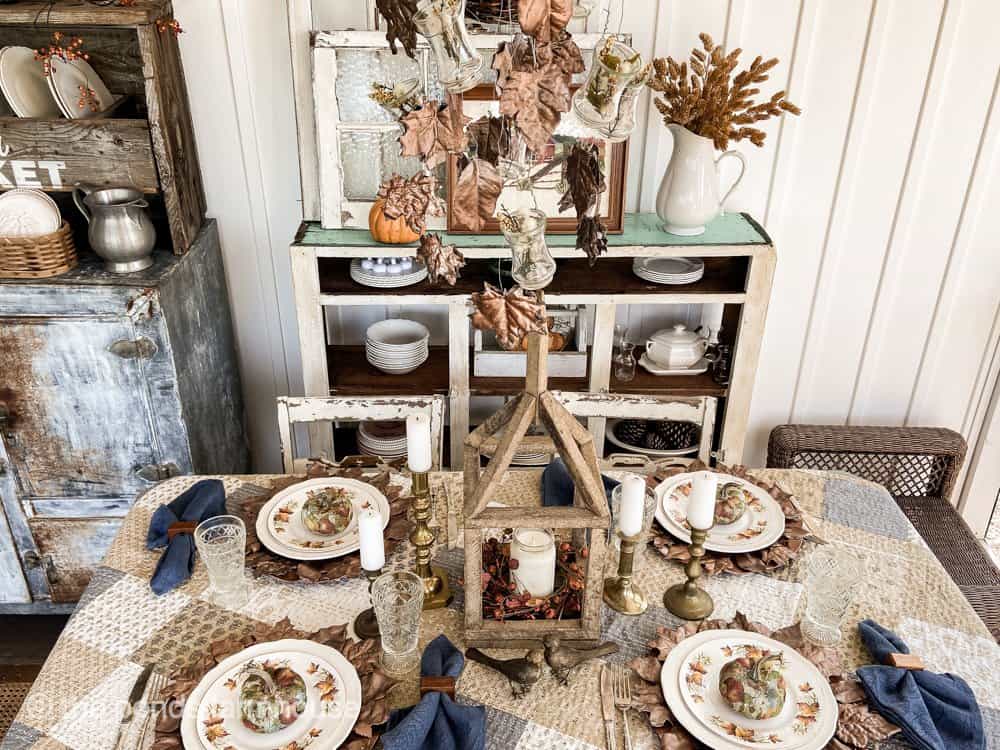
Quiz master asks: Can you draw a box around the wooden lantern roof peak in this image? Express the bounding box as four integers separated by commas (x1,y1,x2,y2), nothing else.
463,331,610,525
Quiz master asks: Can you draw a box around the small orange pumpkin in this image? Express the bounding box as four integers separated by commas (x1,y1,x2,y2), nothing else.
369,199,421,244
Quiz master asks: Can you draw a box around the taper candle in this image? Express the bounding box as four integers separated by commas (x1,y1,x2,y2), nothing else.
358,506,385,571
406,413,432,473
687,471,717,530
618,474,645,537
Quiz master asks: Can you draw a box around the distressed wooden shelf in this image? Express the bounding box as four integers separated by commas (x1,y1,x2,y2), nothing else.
0,0,170,25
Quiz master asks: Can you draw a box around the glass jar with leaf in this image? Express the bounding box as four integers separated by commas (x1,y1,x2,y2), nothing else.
572,36,645,141
648,33,801,235
499,206,556,291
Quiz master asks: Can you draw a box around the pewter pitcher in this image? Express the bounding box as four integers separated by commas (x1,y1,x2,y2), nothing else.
73,185,156,273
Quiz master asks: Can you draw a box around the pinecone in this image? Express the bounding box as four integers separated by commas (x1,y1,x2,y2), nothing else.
643,431,671,451
615,420,648,446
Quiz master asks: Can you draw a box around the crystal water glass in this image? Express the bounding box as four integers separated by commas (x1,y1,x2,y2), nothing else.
372,570,425,675
613,342,637,382
195,515,247,607
801,546,865,645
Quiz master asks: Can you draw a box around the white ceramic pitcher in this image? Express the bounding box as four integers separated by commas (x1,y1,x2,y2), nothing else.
655,124,746,236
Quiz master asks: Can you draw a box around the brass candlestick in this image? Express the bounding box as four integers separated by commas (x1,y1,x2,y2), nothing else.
663,526,715,620
410,470,453,609
353,567,383,640
603,531,648,615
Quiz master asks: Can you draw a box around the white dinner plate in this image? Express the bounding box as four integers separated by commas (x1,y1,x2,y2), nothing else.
47,56,112,119
0,188,61,236
639,353,710,376
0,46,63,118
181,639,362,750
661,630,837,750
255,478,390,561
654,472,786,553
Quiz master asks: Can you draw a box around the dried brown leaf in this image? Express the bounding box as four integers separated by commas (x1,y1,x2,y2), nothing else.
453,158,503,232
498,63,571,154
399,98,471,168
375,0,419,57
470,283,547,351
836,703,900,748
577,215,608,265
517,0,573,44
418,233,465,286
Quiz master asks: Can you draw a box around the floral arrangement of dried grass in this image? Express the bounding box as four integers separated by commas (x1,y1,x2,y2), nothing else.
647,33,801,149
481,533,587,621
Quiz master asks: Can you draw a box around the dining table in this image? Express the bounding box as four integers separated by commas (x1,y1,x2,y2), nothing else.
3,467,999,750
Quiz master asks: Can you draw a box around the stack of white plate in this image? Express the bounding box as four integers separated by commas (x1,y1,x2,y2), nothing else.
511,449,553,467
633,257,704,285
0,189,62,237
0,46,113,119
365,318,430,374
357,421,408,460
350,257,428,288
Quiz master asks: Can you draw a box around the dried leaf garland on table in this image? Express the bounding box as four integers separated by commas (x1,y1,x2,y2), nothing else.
376,173,446,235
649,460,822,576
418,233,465,286
626,613,899,750
238,465,413,583
152,618,397,750
516,0,573,44
647,32,801,150
376,0,420,58
399,96,472,169
470,282,548,351
453,157,503,231
481,534,587,621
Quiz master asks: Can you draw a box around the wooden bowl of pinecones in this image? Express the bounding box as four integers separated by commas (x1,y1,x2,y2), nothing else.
608,419,701,455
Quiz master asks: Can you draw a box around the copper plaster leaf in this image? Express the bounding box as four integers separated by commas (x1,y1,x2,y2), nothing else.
655,727,697,750
545,30,586,76
836,703,900,748
453,158,503,231
829,674,867,704
377,173,445,234
375,0,419,57
517,0,573,43
648,622,701,661
770,622,843,677
498,62,572,154
577,215,608,265
470,282,547,351
558,142,606,216
418,233,466,285
399,97,471,168
467,115,509,167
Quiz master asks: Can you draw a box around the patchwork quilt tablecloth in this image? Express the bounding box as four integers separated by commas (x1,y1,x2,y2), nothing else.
4,469,999,750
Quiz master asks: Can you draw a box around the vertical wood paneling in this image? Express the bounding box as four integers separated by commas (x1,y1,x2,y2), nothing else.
791,0,943,422
182,0,1000,516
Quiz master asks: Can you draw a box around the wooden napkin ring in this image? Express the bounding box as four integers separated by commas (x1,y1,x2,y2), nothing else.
167,521,198,540
419,676,456,699
888,653,925,670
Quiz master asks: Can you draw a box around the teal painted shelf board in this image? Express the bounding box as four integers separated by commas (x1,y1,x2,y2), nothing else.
295,212,770,249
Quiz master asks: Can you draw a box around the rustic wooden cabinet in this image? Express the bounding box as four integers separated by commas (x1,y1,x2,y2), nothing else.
0,220,248,612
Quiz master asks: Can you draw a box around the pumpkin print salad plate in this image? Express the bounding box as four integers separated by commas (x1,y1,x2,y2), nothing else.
662,630,837,750
256,478,390,561
654,472,786,553
181,639,362,750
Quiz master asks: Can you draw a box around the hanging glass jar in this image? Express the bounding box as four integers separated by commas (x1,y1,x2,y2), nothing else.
572,37,644,138
500,208,556,290
597,64,650,142
414,0,484,94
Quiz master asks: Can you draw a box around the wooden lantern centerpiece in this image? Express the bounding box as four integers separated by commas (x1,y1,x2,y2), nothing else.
463,330,610,648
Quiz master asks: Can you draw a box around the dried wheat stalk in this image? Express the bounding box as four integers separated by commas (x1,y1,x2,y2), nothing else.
647,33,801,149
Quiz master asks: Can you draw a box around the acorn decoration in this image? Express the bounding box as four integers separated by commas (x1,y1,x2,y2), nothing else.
718,651,787,721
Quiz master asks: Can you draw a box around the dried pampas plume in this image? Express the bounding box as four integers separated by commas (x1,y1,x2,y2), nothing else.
647,33,801,150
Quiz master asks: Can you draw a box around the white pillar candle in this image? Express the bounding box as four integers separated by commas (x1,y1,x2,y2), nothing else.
510,528,556,597
358,506,385,571
687,471,717,530
618,474,646,537
406,413,432,473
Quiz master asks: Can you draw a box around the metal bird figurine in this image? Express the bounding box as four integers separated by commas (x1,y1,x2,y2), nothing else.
543,635,620,684
465,647,545,698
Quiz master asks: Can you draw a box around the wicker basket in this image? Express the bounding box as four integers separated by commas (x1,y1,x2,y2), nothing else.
0,222,78,279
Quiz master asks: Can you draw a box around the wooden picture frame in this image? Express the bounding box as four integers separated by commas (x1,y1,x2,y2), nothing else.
446,84,628,234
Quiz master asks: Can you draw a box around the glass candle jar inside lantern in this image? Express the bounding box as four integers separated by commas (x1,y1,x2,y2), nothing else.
573,37,644,138
414,0,483,94
500,208,556,290
510,528,556,597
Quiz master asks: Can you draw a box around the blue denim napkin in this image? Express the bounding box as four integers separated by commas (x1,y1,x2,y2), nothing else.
856,619,985,750
145,479,227,595
541,457,619,507
381,635,485,750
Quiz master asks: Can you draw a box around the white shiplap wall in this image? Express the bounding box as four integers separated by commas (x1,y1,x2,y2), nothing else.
172,0,1000,524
